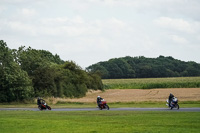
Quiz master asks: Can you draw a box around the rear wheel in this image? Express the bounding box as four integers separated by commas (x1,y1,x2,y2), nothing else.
38,105,42,111
98,105,102,110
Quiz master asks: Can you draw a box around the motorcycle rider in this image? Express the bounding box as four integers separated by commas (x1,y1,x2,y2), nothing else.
97,96,103,108
168,93,174,107
37,97,44,108
37,97,41,105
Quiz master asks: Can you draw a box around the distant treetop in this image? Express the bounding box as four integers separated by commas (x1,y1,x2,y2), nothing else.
86,56,200,79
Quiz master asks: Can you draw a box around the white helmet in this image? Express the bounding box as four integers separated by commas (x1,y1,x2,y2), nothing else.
97,96,100,98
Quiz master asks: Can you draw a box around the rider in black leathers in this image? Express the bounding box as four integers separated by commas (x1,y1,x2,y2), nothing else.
37,97,44,108
97,96,103,108
168,93,174,106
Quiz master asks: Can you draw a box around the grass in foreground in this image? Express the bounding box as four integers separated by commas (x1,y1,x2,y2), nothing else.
0,111,200,133
102,77,200,89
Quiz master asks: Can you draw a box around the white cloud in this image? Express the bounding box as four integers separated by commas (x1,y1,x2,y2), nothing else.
0,6,6,14
7,21,36,35
21,8,37,17
107,18,126,28
40,16,85,26
197,35,200,41
0,0,39,4
38,17,98,37
154,17,194,33
1,0,200,67
171,35,188,44
38,16,126,38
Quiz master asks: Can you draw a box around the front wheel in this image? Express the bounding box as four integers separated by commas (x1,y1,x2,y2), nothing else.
105,105,109,110
176,104,179,110
47,106,51,110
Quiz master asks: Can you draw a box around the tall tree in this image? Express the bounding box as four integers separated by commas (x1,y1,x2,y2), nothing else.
1,41,103,101
0,40,33,102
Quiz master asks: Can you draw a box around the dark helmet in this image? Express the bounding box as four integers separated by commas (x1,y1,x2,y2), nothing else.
169,93,174,97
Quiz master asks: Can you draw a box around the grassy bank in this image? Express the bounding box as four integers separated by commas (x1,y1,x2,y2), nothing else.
0,111,200,133
0,101,200,108
102,77,200,89
109,101,200,108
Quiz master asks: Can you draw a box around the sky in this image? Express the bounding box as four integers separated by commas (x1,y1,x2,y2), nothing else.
0,0,200,69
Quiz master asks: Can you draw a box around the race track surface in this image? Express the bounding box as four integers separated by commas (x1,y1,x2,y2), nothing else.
0,107,200,112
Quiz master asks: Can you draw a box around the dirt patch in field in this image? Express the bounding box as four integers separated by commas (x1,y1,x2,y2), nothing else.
60,88,200,103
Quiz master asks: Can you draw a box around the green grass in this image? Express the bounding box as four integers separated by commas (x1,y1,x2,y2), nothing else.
102,77,200,89
109,101,200,108
0,101,200,108
0,111,200,133
52,101,200,108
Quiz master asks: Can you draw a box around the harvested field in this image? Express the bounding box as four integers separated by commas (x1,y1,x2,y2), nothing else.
54,88,200,103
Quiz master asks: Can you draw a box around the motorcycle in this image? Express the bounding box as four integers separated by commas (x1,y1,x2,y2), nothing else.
166,97,179,110
98,99,110,110
38,100,51,111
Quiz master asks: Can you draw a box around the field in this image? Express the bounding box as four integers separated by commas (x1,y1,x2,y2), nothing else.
0,110,200,133
102,77,200,89
0,77,200,133
1,77,200,108
29,77,200,106
52,88,200,105
34,77,200,108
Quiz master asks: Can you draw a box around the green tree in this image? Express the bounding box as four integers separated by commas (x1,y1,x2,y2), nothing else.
87,55,200,79
60,61,89,98
0,40,33,102
1,41,103,101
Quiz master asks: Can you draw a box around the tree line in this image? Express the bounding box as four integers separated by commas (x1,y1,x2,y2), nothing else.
87,56,200,79
0,40,103,102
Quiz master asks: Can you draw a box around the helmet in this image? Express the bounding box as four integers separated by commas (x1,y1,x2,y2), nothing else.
97,96,100,98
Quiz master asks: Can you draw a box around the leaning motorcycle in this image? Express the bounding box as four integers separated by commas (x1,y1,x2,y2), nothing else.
38,101,51,110
98,99,110,110
166,97,179,110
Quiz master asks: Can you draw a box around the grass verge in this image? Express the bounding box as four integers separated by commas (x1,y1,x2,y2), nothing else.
0,110,200,133
0,101,199,108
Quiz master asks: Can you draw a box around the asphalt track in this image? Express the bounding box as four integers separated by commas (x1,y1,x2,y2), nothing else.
0,107,200,112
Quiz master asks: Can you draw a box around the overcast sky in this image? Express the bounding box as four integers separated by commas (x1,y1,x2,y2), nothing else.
0,0,200,68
